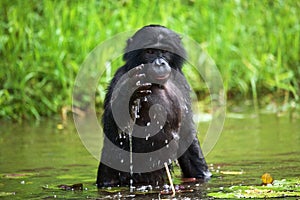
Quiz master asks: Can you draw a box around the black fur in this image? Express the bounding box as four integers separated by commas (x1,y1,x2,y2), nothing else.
97,25,211,187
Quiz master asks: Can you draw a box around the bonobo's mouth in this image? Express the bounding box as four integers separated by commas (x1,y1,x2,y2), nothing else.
155,73,170,81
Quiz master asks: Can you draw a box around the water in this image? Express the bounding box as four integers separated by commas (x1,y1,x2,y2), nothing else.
129,99,140,192
0,112,299,199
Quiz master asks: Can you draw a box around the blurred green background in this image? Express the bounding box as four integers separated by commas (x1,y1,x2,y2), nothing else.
0,0,299,121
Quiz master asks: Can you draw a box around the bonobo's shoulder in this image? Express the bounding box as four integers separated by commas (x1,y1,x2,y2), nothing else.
114,65,127,77
109,65,127,85
103,66,127,104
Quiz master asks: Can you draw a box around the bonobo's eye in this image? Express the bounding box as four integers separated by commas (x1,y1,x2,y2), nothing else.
145,49,155,54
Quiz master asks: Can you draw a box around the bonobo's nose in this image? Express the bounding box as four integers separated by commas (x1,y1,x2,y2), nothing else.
154,58,167,66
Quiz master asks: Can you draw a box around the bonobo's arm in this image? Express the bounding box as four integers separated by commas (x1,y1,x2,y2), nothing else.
177,134,211,179
175,78,211,180
108,64,152,132
97,64,152,187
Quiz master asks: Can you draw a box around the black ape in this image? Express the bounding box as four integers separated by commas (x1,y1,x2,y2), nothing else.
97,25,211,187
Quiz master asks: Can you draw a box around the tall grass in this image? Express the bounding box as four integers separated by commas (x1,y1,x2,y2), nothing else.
0,0,299,121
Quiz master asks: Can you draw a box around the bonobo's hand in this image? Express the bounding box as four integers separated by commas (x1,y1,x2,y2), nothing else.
111,64,152,103
129,64,153,100
110,64,152,131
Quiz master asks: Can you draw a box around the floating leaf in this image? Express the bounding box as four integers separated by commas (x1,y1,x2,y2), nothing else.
0,192,15,197
1,172,37,179
208,178,300,199
220,171,244,175
58,183,83,191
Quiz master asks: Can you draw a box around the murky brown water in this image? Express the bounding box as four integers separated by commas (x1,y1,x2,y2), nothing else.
0,112,299,199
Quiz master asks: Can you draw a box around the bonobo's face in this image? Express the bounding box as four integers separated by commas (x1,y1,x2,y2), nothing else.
142,48,172,84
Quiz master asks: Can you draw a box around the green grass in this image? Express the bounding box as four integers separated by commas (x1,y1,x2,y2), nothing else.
0,0,299,121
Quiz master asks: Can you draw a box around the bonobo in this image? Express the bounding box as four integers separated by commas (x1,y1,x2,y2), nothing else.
97,25,211,187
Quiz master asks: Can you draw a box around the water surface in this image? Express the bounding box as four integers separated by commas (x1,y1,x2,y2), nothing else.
0,113,299,199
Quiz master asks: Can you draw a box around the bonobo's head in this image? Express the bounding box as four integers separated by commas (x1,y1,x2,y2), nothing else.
123,25,187,84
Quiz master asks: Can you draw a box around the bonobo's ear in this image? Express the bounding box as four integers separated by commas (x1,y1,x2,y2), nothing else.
127,37,133,46
123,38,134,61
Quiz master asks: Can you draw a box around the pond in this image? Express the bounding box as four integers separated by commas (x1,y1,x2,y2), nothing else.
0,112,299,199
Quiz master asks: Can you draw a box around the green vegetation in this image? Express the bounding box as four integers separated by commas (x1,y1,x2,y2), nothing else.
0,0,299,121
208,178,300,199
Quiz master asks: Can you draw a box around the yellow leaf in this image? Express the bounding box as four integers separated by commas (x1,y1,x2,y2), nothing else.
261,173,273,184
